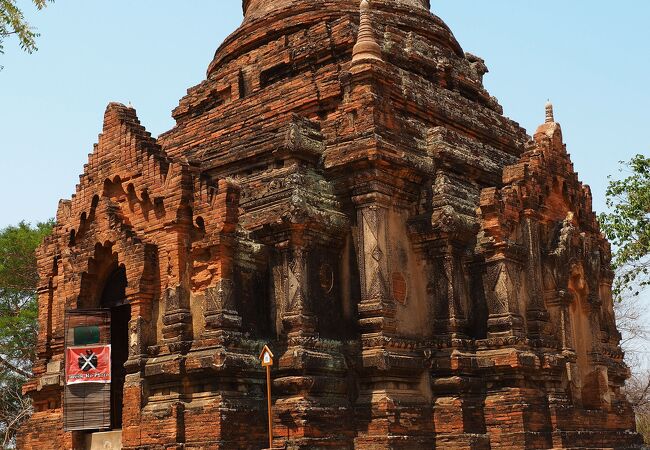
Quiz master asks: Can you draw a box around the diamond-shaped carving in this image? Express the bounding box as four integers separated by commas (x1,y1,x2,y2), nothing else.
371,246,383,262
363,208,380,239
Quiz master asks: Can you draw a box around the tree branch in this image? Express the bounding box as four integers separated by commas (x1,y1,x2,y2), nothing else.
0,354,30,379
636,376,650,410
2,401,31,448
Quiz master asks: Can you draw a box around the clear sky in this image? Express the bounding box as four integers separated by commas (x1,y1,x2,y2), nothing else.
0,2,649,357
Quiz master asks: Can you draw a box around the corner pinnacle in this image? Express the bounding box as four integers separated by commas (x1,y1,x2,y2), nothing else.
352,0,383,63
545,100,555,123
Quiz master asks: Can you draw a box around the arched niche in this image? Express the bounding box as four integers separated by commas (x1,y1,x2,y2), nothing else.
101,265,128,308
77,236,156,319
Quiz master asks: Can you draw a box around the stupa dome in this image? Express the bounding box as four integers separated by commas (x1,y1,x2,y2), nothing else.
209,0,457,78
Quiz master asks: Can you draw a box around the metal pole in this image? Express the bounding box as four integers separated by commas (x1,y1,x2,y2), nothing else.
266,365,273,449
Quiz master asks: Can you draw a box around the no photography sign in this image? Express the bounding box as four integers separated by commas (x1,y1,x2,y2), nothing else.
65,345,112,385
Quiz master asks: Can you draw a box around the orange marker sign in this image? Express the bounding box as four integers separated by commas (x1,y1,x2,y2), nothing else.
260,345,274,449
260,345,274,367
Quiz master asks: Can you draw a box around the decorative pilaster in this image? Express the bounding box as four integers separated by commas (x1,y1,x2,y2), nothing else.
427,242,471,338
482,256,525,338
203,278,241,334
272,239,317,339
161,285,192,350
161,192,196,350
353,193,396,339
201,235,241,337
522,213,550,338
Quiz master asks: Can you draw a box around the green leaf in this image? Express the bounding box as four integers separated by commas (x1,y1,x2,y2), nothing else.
600,154,650,302
0,0,53,56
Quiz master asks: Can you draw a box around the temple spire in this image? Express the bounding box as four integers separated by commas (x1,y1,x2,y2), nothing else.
545,100,555,123
352,0,383,62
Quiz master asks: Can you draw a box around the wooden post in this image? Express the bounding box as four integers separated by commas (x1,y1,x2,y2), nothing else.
266,364,273,449
260,345,274,449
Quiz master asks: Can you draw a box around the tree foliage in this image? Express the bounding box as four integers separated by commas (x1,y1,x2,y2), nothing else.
0,220,53,448
600,154,650,301
0,0,52,57
601,154,650,443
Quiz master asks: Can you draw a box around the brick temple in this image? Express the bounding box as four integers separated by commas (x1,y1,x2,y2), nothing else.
18,0,643,448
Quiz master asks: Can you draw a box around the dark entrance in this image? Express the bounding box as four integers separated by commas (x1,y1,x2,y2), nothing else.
100,266,130,430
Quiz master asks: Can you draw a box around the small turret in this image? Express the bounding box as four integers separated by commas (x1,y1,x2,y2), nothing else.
352,0,383,62
545,100,555,123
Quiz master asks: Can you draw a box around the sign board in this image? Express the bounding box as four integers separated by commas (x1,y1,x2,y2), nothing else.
65,345,112,384
260,345,274,367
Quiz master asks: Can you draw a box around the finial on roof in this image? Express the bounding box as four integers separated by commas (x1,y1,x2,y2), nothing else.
352,0,382,63
545,100,554,123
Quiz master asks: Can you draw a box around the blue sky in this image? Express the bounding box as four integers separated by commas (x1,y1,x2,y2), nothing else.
0,1,648,361
1,1,649,227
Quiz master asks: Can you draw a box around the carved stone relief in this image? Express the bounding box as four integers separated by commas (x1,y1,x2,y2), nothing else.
204,279,235,313
359,205,390,302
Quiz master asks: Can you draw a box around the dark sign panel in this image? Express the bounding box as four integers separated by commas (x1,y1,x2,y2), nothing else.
73,325,101,346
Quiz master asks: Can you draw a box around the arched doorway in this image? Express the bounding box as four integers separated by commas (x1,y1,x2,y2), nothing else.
100,265,130,430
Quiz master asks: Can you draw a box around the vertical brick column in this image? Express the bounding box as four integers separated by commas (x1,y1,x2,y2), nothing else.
122,289,154,448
